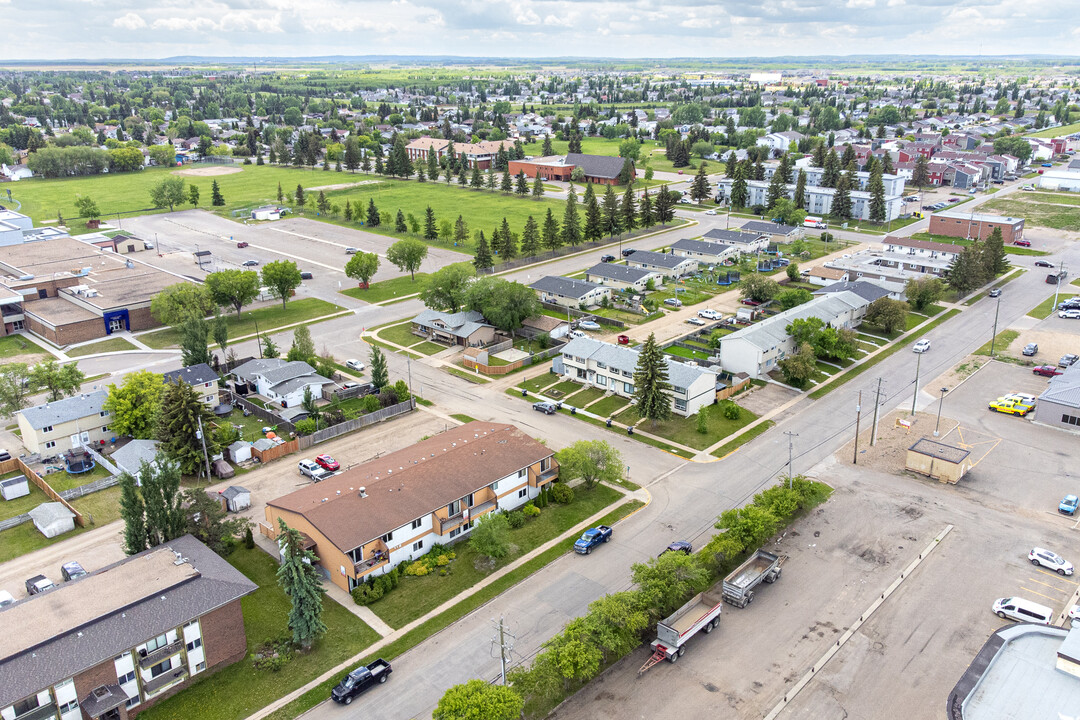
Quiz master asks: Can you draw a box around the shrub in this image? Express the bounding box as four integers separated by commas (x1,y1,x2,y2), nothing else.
522,502,540,518
405,561,431,576
378,390,397,407
506,510,526,529
550,483,574,504
251,638,294,671
393,379,410,404
244,526,254,549
294,418,317,436
720,400,741,420
351,580,385,605
362,395,381,413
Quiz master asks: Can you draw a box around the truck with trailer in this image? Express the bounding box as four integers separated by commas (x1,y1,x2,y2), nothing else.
639,582,724,673
722,549,786,608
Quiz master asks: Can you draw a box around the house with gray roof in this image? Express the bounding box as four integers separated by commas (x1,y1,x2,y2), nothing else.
624,250,698,279
717,291,871,378
16,390,111,455
811,280,892,304
1034,364,1080,434
231,358,333,409
556,337,718,416
739,220,802,243
110,439,162,476
671,238,738,264
27,502,76,538
564,153,629,184
0,535,256,720
584,263,663,291
703,227,771,252
410,309,496,347
529,276,612,309
163,363,220,408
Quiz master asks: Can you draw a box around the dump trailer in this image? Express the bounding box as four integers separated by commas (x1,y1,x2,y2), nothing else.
722,549,786,608
639,582,724,673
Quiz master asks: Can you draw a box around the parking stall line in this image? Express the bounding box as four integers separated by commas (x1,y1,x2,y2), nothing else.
1019,586,1062,603
1031,566,1078,583
270,227,388,260
1026,577,1072,594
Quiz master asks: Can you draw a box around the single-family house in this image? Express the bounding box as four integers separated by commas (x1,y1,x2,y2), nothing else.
109,439,162,477
163,363,220,408
670,238,738,264
230,359,333,409
17,390,112,455
529,276,612,309
411,309,496,347
806,266,848,286
555,337,718,416
624,250,698,279
263,422,559,592
810,280,892,304
702,228,771,253
584,264,662,291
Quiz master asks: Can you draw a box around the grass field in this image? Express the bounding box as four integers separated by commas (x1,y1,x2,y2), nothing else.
0,334,49,361
66,337,138,356
342,274,430,303
710,420,777,458
981,198,1080,232
975,329,1021,356
1028,293,1076,319
615,400,757,450
1024,192,1080,207
1027,122,1080,138
140,298,345,348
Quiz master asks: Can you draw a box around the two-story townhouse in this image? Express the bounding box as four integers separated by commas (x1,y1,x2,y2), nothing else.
584,264,662,292
763,167,907,197
624,250,698,279
670,238,738,265
0,535,255,720
17,390,111,455
555,337,718,416
528,276,612,309
230,359,334,409
263,422,558,593
739,220,802,244
716,180,904,222
882,236,963,263
162,364,219,408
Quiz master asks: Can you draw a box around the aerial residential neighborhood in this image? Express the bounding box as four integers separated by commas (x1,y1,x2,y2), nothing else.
1,10,1080,720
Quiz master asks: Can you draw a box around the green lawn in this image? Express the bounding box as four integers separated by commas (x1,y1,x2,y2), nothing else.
68,485,122,526
0,334,49,360
1028,293,1075,319
615,400,758,451
519,375,560,393
981,198,1080,232
369,484,623,629
588,394,632,418
562,386,607,406
1027,122,1080,138
342,274,430,303
545,379,585,399
975,329,1021,356
0,519,94,564
1023,192,1080,207
665,345,711,361
42,464,112,492
66,337,138,357
0,474,51,522
138,547,379,720
444,366,489,384
450,414,477,423
375,321,425,348
210,409,275,442
412,341,446,356
710,420,777,458
140,298,346,349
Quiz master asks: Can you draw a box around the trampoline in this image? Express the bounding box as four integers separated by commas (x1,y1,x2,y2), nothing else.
63,449,96,474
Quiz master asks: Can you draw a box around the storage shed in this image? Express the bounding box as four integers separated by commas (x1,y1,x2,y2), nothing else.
28,502,76,538
905,438,972,484
220,485,251,513
0,475,30,501
228,441,252,464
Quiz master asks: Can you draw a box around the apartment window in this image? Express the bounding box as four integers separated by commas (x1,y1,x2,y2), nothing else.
623,382,634,394
144,633,170,654
596,361,607,369
518,488,528,499
13,697,41,717
382,531,393,543
674,399,687,411
411,518,422,530
205,396,214,403
45,441,56,449
621,370,632,378
100,410,109,417
42,425,53,433
125,697,140,710
58,699,79,714
149,660,173,678
596,375,607,387
1063,414,1080,427
118,670,136,685
448,499,461,517
196,662,206,672
464,493,473,507
412,540,424,552
186,638,202,652
102,426,109,432
517,468,526,478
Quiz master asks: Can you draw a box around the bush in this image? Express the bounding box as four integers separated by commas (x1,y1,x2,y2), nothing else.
244,526,254,549
294,418,317,436
351,580,385,605
362,395,381,413
251,638,294,671
405,561,431,577
393,379,410,404
378,390,397,407
720,400,741,420
506,510,526,529
550,483,574,504
522,502,540,518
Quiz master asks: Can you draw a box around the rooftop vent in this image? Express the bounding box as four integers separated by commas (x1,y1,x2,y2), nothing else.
359,487,367,497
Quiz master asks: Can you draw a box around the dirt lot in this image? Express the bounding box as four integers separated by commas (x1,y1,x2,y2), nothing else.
172,166,243,177
736,382,801,418
1004,311,1080,363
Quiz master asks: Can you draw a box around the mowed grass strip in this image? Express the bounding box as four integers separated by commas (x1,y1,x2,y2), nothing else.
140,298,346,349
341,274,429,303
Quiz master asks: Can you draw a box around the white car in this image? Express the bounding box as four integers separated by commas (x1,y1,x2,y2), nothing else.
1059,309,1080,319
578,320,601,331
1029,547,1074,576
345,359,365,372
705,210,717,215
685,317,706,326
569,330,587,339
698,309,722,320
663,297,683,308
912,339,931,353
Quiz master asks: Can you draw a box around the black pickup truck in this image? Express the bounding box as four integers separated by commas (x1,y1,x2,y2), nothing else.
330,659,392,705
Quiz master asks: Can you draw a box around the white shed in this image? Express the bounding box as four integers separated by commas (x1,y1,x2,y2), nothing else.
228,441,252,464
220,485,251,513
28,502,76,538
0,475,30,501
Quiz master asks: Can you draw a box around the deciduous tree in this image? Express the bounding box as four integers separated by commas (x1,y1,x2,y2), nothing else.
344,251,379,288
433,679,523,720
30,359,84,402
387,238,429,280
151,282,214,326
0,363,32,417
205,269,260,318
778,342,817,387
149,176,187,212
420,262,476,312
369,345,389,389
864,297,909,334
469,512,511,561
556,440,623,490
261,260,303,309
104,370,165,439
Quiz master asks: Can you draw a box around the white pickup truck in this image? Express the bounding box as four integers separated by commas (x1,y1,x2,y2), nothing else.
298,459,334,482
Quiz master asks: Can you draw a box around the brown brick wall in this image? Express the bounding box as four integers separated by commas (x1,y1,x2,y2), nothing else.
928,215,1024,243
17,277,81,302
127,307,159,332
26,315,107,346
73,656,122,714
199,599,249,669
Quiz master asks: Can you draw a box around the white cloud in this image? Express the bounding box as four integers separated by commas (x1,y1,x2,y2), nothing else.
847,0,876,7
112,12,146,30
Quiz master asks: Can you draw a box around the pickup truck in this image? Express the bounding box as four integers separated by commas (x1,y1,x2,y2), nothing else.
330,659,392,705
298,459,333,482
25,575,56,595
574,525,612,555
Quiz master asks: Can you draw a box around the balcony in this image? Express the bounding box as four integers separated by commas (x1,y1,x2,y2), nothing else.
529,460,560,488
142,666,188,696
436,499,496,535
138,639,184,669
14,703,57,720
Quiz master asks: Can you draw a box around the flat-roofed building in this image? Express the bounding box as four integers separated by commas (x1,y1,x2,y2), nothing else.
928,210,1025,243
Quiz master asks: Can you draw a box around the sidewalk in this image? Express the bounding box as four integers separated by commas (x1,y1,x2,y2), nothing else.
243,484,649,720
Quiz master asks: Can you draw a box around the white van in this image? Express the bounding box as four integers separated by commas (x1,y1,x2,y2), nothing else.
803,216,827,229
992,597,1053,625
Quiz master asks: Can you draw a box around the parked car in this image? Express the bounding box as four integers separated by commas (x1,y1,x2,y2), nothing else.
1022,343,1039,356
0,448,10,462
621,248,636,257
1035,260,1055,268
948,197,961,203
1042,162,1054,167
600,254,616,263
574,526,612,555
742,299,761,306
0,590,13,607
578,320,601,331
298,459,333,481
1059,309,1080,319
331,659,392,705
345,247,360,254
532,401,558,415
663,298,682,308
60,561,87,582
686,317,706,326
1061,354,1079,367
345,359,365,372
242,259,259,266
705,209,717,215
1022,185,1035,191
912,339,931,354
1033,365,1064,377
1013,239,1031,247
988,398,1032,416
988,288,1002,298
315,454,340,472
25,575,55,595
300,271,313,280
1030,548,1074,575
236,241,249,248
698,309,721,320
992,179,1005,184
569,330,587,339
1060,494,1079,515
660,541,693,557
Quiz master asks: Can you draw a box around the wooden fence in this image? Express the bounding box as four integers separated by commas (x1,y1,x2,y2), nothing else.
0,457,85,527
252,438,299,464
230,394,297,435
298,398,416,449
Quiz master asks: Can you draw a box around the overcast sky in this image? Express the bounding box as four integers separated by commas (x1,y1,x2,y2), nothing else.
4,0,1078,61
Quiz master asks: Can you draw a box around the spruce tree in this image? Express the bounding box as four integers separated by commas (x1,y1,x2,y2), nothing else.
454,215,469,246
458,165,468,186
521,215,540,257
396,210,408,233
500,171,513,193
690,162,710,202
499,218,516,259
473,231,494,271
911,155,930,189
367,198,380,226
777,152,793,184
655,185,674,224
632,333,673,426
868,167,887,224
157,380,217,479
515,171,529,196
470,164,483,189
981,227,1010,277
840,143,856,169
832,171,853,220
881,151,895,175
583,184,603,242
210,179,224,206
531,175,544,198
295,184,306,212
343,200,353,222
766,166,787,210
542,135,554,156
276,519,327,649
810,142,825,168
946,244,987,297
562,186,582,246
730,166,749,209
542,208,562,254
486,168,497,190
639,187,655,227
427,148,439,181
725,150,738,178
821,148,841,188
424,206,438,240
793,169,808,209
621,185,638,232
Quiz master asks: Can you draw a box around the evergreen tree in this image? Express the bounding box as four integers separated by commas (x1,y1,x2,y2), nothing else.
840,143,856,169
396,209,408,233
946,244,987,297
601,184,621,237
276,182,284,203
793,169,808,209
766,166,787,210
374,156,384,175
542,208,562,254
369,345,389,389
515,171,528,196
521,216,540,257
542,135,554,156
832,171,853,220
424,206,438,240
139,457,186,548
562,186,582,246
157,380,218,479
655,185,675,223
344,137,361,170
470,164,483,189
821,148,841,188
500,171,512,193
473,230,494,271
583,184,603,242
568,132,583,153
621,185,638,232
427,148,439,181
458,165,468,186
730,165,749,209
343,200,353,222
415,165,426,182
119,471,147,555
454,215,469,246
881,151,895,175
276,518,327,649
911,155,930,189
725,150,738,178
295,184,306,212
639,187,655,227
753,157,765,181
497,218,514,259
690,162,710,202
367,198,380,226
486,168,497,190
210,179,224,206
868,167,887,223
361,154,371,172
981,227,1010,277
316,190,329,215
777,152,793,183
632,333,673,426
531,175,544,198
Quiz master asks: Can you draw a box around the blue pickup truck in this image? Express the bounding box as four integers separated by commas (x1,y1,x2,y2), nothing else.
574,525,612,555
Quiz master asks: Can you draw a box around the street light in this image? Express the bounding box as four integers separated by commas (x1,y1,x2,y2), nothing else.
933,387,947,437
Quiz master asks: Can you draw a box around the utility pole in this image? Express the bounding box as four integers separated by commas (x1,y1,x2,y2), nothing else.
911,351,922,417
853,390,862,464
407,357,412,390
870,377,885,446
989,292,1002,357
196,415,212,482
490,616,515,685
934,387,947,437
1053,261,1067,314
783,431,798,487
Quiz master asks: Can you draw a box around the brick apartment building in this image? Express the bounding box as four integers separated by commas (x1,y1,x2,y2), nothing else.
0,535,256,720
508,153,630,185
928,210,1025,243
404,138,514,170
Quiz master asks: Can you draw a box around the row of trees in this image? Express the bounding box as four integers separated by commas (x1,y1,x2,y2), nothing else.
0,359,86,418
944,227,1009,297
